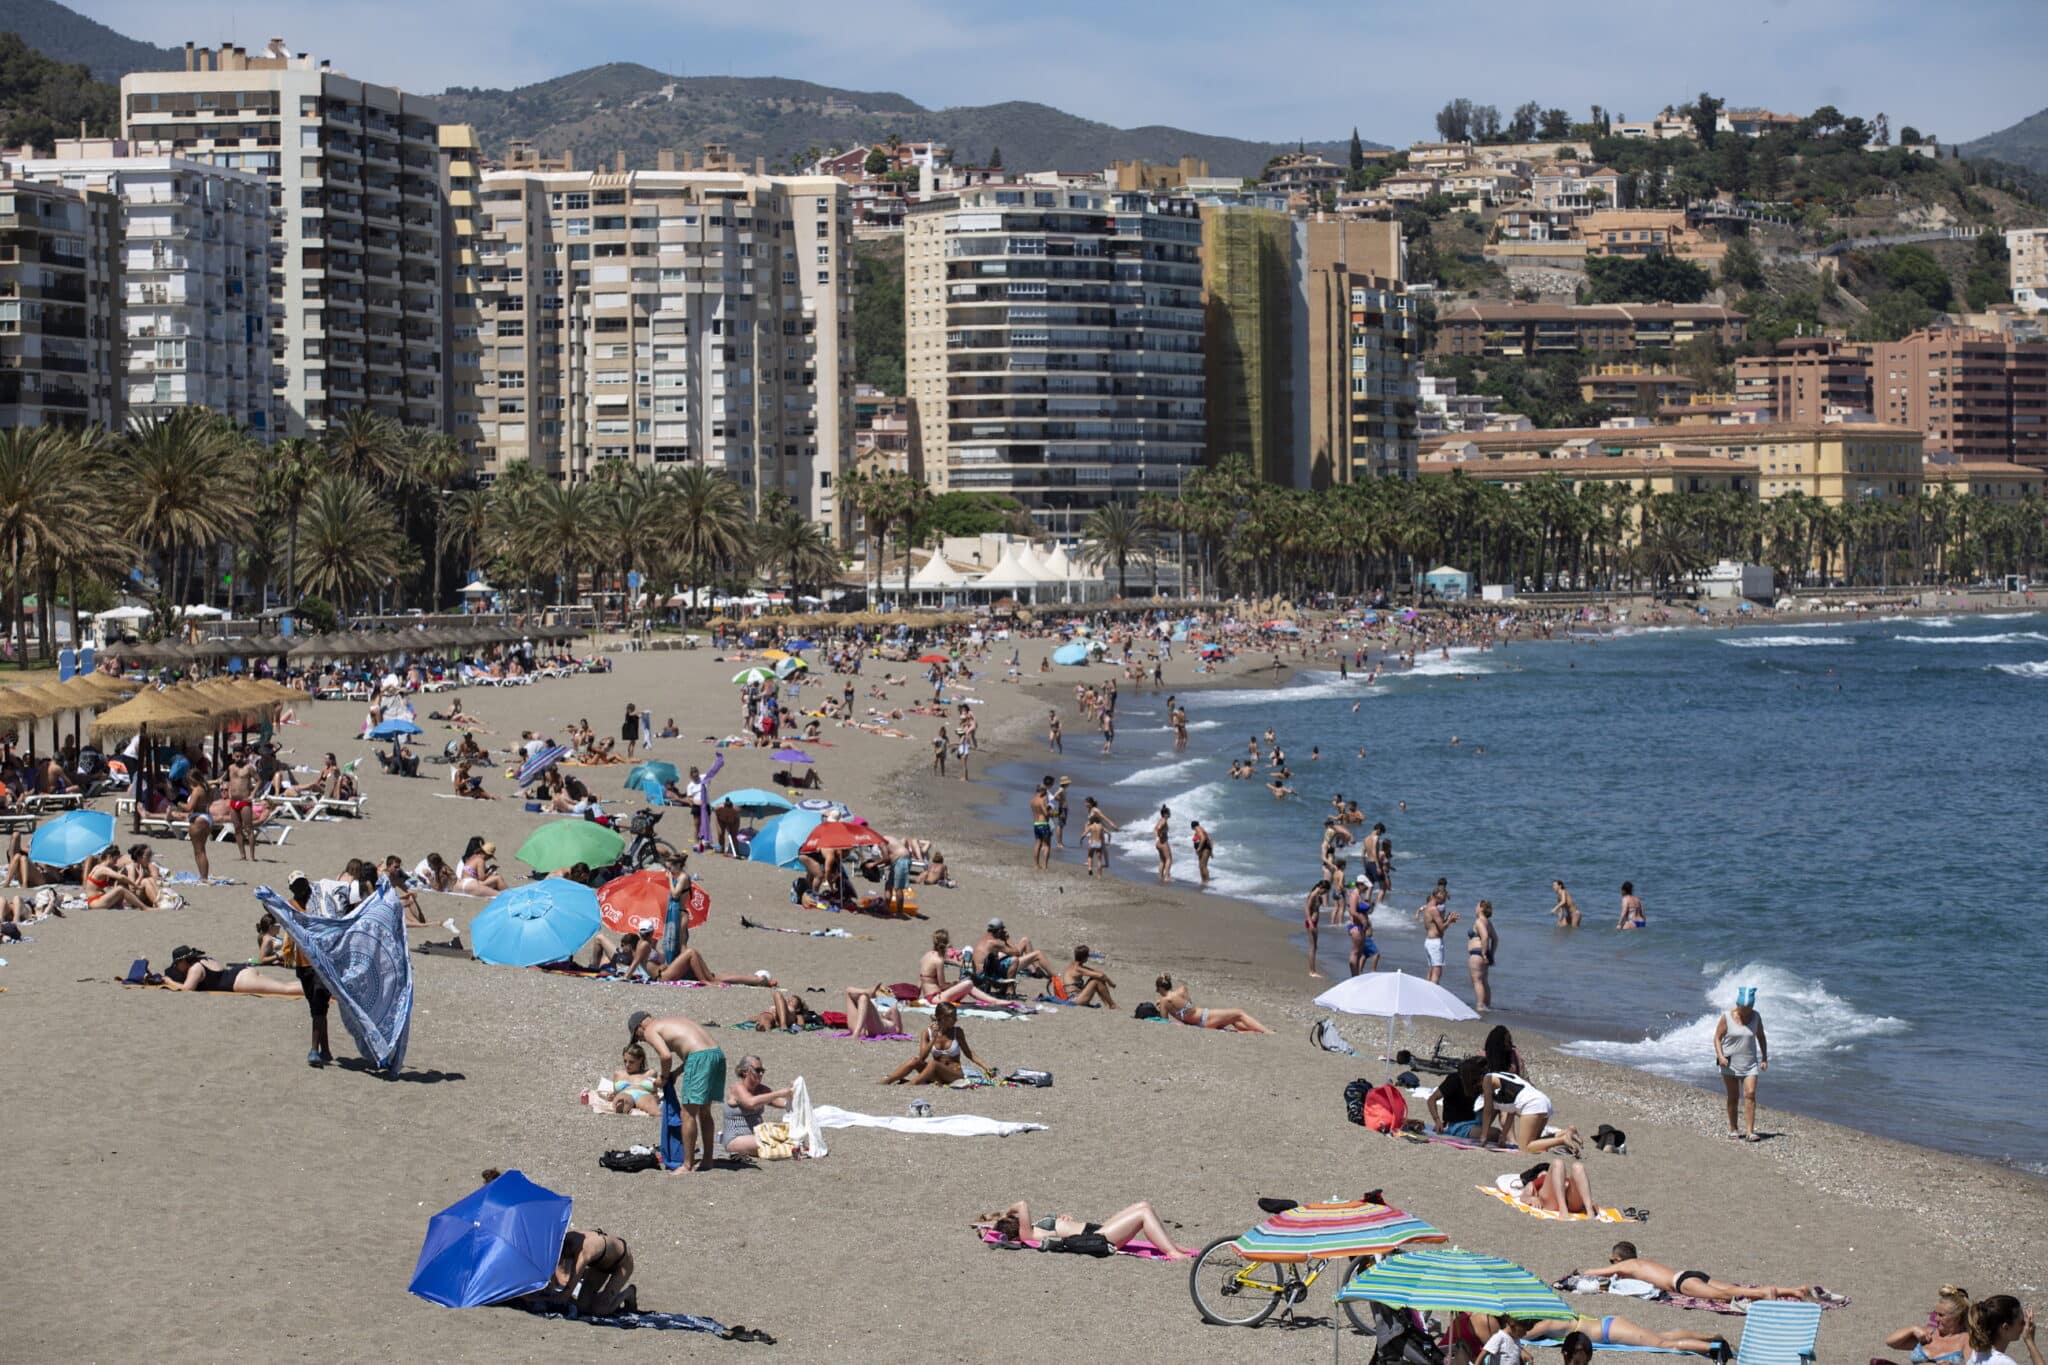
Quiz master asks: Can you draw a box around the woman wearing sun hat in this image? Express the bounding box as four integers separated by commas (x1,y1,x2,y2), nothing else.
1713,986,1769,1141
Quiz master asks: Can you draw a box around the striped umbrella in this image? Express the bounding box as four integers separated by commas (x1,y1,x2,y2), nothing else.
1229,1201,1446,1264
1334,1247,1571,1319
516,744,572,786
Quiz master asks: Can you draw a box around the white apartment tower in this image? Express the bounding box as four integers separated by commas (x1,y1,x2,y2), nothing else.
121,40,447,436
7,139,271,433
0,175,121,429
468,152,853,534
904,185,1205,537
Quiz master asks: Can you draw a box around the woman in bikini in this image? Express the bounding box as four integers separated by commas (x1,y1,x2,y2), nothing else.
1518,1316,1727,1359
1082,799,1117,877
916,928,1008,1008
457,839,506,896
83,855,153,910
979,1198,1196,1259
844,985,906,1038
1467,900,1497,1013
162,945,305,997
1884,1286,1971,1365
1153,974,1272,1034
1060,945,1116,1007
1151,805,1172,883
185,775,214,881
608,1043,661,1115
880,1001,992,1084
1505,1153,1597,1215
748,990,818,1031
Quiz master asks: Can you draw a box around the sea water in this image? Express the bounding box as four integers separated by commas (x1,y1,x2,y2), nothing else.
994,613,2048,1172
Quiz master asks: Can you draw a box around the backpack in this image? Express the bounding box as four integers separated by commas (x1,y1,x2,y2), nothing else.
1343,1077,1373,1126
600,1147,660,1173
1361,1083,1408,1135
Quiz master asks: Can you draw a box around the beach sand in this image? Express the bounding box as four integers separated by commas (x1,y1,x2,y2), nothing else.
4,627,2042,1361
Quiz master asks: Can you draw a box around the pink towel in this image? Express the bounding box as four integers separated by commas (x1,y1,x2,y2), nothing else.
975,1227,1175,1260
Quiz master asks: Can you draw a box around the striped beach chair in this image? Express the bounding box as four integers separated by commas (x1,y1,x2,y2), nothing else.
1735,1301,1822,1365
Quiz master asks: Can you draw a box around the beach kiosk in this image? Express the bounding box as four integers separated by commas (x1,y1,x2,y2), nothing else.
1422,565,1474,602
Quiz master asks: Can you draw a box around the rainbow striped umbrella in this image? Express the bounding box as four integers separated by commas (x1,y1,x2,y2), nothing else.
1334,1247,1570,1319
1228,1201,1445,1264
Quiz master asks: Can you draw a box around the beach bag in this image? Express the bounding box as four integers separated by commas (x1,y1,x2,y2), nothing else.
1008,1069,1053,1088
1043,1232,1114,1258
1344,1077,1374,1126
600,1147,660,1173
1361,1084,1407,1135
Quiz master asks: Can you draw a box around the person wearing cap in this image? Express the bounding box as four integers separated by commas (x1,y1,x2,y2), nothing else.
1713,987,1769,1142
629,1010,726,1174
974,918,1052,985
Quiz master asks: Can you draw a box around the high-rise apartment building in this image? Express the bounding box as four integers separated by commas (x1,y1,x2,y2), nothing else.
440,124,482,453
8,138,271,433
0,175,121,429
121,40,447,436
466,154,852,533
1874,327,2048,472
2008,227,2048,313
1201,206,1294,484
1733,336,1874,423
905,185,1205,537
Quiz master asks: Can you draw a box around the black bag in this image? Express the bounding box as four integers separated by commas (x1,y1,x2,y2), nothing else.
1043,1232,1114,1257
1343,1077,1374,1127
600,1147,660,1173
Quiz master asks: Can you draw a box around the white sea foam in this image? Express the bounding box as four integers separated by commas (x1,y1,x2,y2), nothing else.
1894,632,2048,645
1113,755,1210,787
1992,660,2048,680
1193,677,1365,708
1184,720,1222,732
1718,635,1854,649
1562,963,1906,1079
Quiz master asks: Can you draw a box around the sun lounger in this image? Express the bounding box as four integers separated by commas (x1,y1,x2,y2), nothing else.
0,811,38,834
1734,1301,1822,1365
314,794,369,819
420,678,456,693
23,792,84,813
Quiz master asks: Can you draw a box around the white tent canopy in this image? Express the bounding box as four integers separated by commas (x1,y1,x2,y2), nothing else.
460,580,496,595
175,604,226,618
910,552,976,589
90,605,153,621
1013,545,1059,583
974,543,1045,592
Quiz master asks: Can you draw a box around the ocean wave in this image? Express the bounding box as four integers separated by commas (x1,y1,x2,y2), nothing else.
1894,632,2048,645
1719,635,1854,649
1113,755,1210,787
1193,677,1363,708
1184,719,1222,731
1992,660,2048,680
1561,963,1906,1079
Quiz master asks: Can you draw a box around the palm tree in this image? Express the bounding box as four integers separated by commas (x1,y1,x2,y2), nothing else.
892,473,932,602
325,408,405,489
109,409,250,611
0,426,100,667
754,495,840,596
294,475,411,609
507,479,604,605
263,436,322,605
437,488,494,591
668,465,752,611
400,427,469,608
1079,502,1152,600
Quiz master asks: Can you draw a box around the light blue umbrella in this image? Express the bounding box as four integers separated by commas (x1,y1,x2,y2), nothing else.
626,761,680,790
368,718,423,740
722,788,795,814
1051,642,1090,665
30,809,116,867
747,810,825,869
470,881,602,967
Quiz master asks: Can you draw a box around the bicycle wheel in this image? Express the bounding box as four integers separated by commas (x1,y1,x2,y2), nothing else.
637,838,683,870
1190,1236,1286,1327
1338,1257,1375,1334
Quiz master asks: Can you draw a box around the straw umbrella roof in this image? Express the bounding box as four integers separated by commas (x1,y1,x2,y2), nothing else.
91,690,209,741
8,684,90,719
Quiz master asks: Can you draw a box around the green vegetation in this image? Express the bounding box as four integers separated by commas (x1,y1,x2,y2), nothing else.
0,31,115,150
1964,232,2013,310
0,0,179,81
851,237,905,394
913,492,1030,542
1427,354,1607,428
1719,236,1766,291
1581,254,1713,304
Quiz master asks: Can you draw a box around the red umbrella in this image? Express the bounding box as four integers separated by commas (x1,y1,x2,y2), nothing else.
800,822,888,854
917,652,950,664
596,869,710,936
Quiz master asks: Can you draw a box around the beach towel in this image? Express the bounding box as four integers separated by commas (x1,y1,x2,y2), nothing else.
1525,1341,1692,1355
1661,1290,1850,1316
1399,1130,1515,1151
975,1227,1175,1260
256,884,413,1074
1478,1183,1645,1223
899,1003,1032,1022
515,1306,763,1339
810,1104,1045,1138
739,915,855,939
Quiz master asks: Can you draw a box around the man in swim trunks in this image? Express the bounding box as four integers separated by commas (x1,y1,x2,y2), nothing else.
1030,781,1053,870
225,748,260,861
883,834,915,914
630,1010,726,1174
1578,1241,1822,1302
1422,892,1459,984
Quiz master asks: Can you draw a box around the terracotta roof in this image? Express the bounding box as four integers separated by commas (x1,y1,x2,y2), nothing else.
1421,455,1758,477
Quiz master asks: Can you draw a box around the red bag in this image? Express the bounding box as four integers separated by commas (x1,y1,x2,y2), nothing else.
1360,1083,1408,1134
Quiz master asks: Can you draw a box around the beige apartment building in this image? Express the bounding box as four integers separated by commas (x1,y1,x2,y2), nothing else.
440,124,482,453
2007,227,2048,313
122,40,448,436
0,175,122,429
1874,326,2048,471
468,151,853,533
1734,336,1874,424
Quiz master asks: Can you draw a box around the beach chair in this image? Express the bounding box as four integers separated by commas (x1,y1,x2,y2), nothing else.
1735,1301,1822,1365
0,810,38,835
134,810,192,839
314,794,369,819
421,677,456,693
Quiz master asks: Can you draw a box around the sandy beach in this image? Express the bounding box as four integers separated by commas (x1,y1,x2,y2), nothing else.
4,617,2043,1362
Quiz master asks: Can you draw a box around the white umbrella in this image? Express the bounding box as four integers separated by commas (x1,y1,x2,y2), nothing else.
1313,970,1478,1063
176,604,226,618
91,605,153,621
460,580,495,595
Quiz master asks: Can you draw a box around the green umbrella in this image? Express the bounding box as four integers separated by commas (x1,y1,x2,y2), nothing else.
515,819,626,871
1334,1248,1572,1319
731,666,777,685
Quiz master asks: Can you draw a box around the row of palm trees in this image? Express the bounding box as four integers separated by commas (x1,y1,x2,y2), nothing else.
0,409,845,667
1132,455,2047,600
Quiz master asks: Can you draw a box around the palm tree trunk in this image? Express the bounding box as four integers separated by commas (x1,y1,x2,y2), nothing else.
11,538,25,670
286,502,301,604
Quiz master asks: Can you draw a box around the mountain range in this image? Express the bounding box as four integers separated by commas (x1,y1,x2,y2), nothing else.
1963,107,2048,177
0,0,178,81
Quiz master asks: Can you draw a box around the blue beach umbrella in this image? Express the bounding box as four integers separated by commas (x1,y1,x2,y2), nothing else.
470,881,602,967
30,809,115,867
408,1169,573,1309
747,809,825,869
1051,642,1090,665
1335,1247,1571,1320
626,760,680,790
515,743,572,787
368,718,423,740
722,787,796,815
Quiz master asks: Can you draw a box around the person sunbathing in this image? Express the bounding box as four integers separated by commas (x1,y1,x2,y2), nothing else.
1519,1315,1728,1359
657,943,774,988
974,919,1054,983
1153,973,1272,1033
720,1054,794,1157
1501,1155,1596,1215
881,1002,991,1085
748,990,818,1031
1881,1286,1971,1365
411,851,457,893
255,910,287,964
915,846,954,888
1574,1242,1823,1303
844,985,906,1038
916,928,1009,1008
586,930,658,978
608,1044,661,1116
451,760,496,800
162,945,305,997
979,1198,1195,1260
1060,945,1116,1007
83,854,155,910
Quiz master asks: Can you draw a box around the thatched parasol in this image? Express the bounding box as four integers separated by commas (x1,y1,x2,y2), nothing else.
91,690,208,743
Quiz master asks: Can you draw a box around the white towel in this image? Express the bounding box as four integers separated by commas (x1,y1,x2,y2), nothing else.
785,1075,826,1158
810,1105,1046,1138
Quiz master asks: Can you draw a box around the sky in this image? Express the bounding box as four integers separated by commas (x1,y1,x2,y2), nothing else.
82,0,2047,146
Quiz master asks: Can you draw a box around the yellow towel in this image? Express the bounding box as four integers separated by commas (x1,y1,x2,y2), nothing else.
1477,1184,1631,1223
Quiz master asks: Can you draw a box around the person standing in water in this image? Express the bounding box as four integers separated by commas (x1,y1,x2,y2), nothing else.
1713,986,1769,1142
1467,900,1497,1012
1303,878,1330,978
1190,820,1213,888
1616,881,1646,930
1348,881,1379,975
1151,805,1172,883
1551,880,1581,928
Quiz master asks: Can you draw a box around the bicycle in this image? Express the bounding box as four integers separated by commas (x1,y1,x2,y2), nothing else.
1189,1197,1375,1330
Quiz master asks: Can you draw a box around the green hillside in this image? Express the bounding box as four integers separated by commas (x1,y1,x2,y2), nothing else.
1963,106,2048,176
0,0,178,81
0,30,116,149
